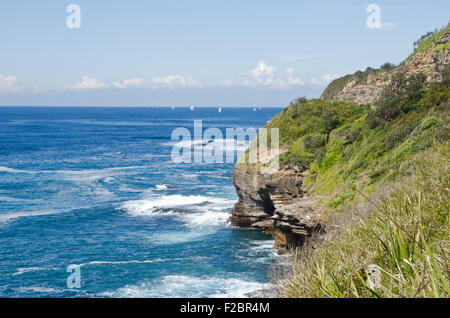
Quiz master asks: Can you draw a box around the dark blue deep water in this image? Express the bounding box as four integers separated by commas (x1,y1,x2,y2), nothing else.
0,106,282,297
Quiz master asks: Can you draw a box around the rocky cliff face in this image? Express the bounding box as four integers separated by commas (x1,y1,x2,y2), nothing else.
321,30,450,104
231,165,322,251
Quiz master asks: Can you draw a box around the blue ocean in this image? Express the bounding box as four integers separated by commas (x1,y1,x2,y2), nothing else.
0,106,282,298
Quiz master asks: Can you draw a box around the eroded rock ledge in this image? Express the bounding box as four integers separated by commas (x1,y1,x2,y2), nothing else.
231,165,322,252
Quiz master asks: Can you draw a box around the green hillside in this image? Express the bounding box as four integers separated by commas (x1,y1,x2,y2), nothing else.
261,27,450,297
268,71,449,209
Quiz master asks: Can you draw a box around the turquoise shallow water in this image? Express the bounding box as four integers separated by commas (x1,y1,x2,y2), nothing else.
0,106,281,297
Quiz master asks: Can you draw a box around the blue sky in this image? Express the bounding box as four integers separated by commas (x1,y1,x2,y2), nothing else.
0,0,449,106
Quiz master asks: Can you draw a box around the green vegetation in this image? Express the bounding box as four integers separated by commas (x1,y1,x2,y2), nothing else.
280,142,449,297
268,78,449,298
267,77,449,204
261,26,450,297
266,99,364,168
413,23,450,54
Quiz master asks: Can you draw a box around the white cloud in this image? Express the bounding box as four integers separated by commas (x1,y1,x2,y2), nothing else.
0,74,21,94
250,61,279,86
310,73,339,86
112,78,147,89
243,61,306,89
66,75,202,91
66,75,108,90
151,75,202,89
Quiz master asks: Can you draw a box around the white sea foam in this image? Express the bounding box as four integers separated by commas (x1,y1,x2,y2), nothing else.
0,166,35,174
181,210,230,227
73,257,201,268
17,286,61,294
120,194,233,217
149,230,215,245
101,176,115,183
246,240,279,263
100,275,270,298
13,267,59,276
0,196,28,202
0,210,57,223
166,138,251,153
55,166,143,183
120,194,234,242
249,240,277,252
0,165,143,177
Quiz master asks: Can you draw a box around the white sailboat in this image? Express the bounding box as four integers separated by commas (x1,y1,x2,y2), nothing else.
218,107,222,113
171,105,175,110
253,107,256,112
190,106,195,111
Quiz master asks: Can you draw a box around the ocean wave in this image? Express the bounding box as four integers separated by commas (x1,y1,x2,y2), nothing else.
73,256,204,268
0,196,29,202
164,138,251,152
243,240,278,263
16,286,63,294
0,166,36,174
99,176,115,184
0,166,145,187
12,266,59,276
119,194,234,217
0,165,144,176
149,230,217,245
100,275,271,298
181,210,230,227
119,195,234,239
0,210,58,223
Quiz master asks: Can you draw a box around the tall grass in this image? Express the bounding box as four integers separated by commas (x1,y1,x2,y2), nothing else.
276,142,449,298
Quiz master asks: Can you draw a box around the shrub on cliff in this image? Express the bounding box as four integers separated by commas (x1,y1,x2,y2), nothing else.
370,71,427,124
376,91,403,121
267,98,364,153
380,62,396,70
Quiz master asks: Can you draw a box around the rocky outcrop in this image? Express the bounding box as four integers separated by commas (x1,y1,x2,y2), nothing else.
231,165,322,251
321,30,449,104
335,83,384,105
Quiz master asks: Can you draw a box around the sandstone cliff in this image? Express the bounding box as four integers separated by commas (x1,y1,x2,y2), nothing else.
231,165,322,251
321,27,450,104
